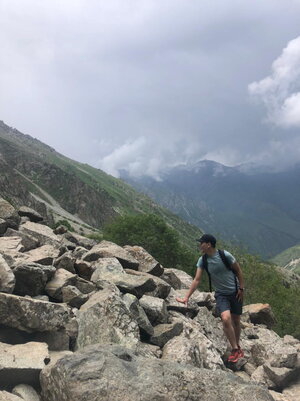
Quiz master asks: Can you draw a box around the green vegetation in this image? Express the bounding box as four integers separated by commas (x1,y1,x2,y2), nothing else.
53,219,75,232
271,244,300,275
103,214,197,274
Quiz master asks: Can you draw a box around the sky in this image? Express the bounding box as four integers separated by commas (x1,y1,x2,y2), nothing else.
1,0,300,178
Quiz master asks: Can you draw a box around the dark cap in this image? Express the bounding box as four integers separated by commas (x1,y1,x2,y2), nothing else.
196,234,217,247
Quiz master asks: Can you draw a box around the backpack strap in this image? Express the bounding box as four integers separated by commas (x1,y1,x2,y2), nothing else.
218,250,238,293
202,254,212,292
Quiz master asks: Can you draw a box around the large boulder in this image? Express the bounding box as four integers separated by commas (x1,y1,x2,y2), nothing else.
243,304,276,329
0,341,49,387
124,245,164,276
0,198,20,230
19,222,60,247
83,241,139,269
4,228,40,252
0,293,71,333
18,206,43,223
40,344,274,401
0,254,15,293
125,269,171,299
75,289,140,350
13,263,56,296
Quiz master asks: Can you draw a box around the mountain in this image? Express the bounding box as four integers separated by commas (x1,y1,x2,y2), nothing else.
0,120,202,247
271,244,300,275
121,160,300,259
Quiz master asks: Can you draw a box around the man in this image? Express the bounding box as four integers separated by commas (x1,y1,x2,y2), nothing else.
176,234,245,363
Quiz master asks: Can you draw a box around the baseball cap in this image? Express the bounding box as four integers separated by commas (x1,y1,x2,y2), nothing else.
196,234,217,246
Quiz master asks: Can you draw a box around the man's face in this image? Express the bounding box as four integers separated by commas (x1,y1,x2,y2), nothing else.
199,241,210,253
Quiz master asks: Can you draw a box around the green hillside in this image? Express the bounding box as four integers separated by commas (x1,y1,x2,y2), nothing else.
271,245,300,275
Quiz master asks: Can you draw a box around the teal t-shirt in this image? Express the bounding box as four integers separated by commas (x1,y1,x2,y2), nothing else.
197,250,238,294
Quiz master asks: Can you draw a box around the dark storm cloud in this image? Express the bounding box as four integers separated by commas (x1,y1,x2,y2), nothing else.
1,0,300,177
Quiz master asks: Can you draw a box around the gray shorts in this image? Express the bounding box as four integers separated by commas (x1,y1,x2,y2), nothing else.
215,292,243,315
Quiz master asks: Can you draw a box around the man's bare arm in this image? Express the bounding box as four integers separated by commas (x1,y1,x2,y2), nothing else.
231,261,244,301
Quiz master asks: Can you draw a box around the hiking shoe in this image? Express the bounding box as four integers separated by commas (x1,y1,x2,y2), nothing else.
238,346,244,358
228,349,240,363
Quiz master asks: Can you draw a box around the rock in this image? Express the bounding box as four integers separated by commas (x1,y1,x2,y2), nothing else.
0,392,23,401
133,342,162,359
251,365,275,388
0,293,71,332
45,269,76,301
0,197,20,230
13,263,55,296
20,244,60,266
269,390,290,401
19,222,60,247
162,335,204,367
161,267,193,289
0,254,15,293
40,344,274,401
62,285,89,308
169,311,225,370
165,288,199,317
4,228,40,251
150,322,183,347
18,206,43,223
74,260,94,281
124,245,164,276
76,289,140,350
125,269,171,299
53,225,68,235
62,232,96,249
0,341,49,387
92,272,156,299
53,252,75,273
122,293,154,337
283,380,300,401
243,304,276,329
12,384,41,401
191,291,215,309
83,240,139,269
0,218,8,235
90,257,125,279
139,295,168,325
264,363,296,389
0,236,24,254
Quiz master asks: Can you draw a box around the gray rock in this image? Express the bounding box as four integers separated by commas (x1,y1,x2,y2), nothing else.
4,228,40,251
62,285,89,308
12,384,41,401
90,257,125,279
150,322,183,347
165,288,199,317
124,245,164,276
18,206,43,222
0,392,23,401
264,363,296,389
45,269,76,301
83,240,139,269
20,244,60,266
243,304,276,329
0,218,8,235
53,252,75,273
13,263,56,296
0,293,71,332
125,269,171,299
0,254,15,293
62,232,96,249
161,268,193,289
0,341,49,387
283,380,300,401
76,289,140,350
92,271,156,299
74,259,94,281
122,293,154,336
40,344,274,401
139,295,168,325
0,197,20,230
19,222,61,247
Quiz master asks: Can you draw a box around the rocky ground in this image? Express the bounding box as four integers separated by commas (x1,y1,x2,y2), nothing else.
0,196,300,401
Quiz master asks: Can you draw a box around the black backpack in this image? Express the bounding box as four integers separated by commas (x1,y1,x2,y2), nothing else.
202,249,238,292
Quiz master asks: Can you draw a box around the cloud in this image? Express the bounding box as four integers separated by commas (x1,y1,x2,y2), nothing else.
248,36,300,128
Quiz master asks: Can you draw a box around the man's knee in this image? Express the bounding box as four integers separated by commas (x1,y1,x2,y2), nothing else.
221,311,232,326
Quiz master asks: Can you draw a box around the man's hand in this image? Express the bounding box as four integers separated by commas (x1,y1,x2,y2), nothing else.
236,289,244,302
176,296,189,306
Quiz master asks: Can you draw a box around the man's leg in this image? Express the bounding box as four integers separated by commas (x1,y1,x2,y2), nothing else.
220,310,238,350
231,314,241,347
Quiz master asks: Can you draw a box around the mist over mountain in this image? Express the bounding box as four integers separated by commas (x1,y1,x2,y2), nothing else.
121,160,300,259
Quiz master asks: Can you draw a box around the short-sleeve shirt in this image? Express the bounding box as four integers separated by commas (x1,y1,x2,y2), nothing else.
197,250,238,295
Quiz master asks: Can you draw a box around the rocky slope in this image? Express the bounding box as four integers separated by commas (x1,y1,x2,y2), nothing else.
0,198,299,401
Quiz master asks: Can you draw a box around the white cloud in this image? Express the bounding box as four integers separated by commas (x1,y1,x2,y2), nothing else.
249,36,300,128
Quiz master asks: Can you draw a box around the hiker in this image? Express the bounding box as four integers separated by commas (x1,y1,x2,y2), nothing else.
176,234,245,363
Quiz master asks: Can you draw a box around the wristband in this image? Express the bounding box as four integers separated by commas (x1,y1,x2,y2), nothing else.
239,288,244,291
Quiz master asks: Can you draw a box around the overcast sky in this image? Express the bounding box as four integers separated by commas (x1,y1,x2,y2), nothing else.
1,0,300,178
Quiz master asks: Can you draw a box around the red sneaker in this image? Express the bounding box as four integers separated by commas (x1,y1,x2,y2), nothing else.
228,349,240,363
